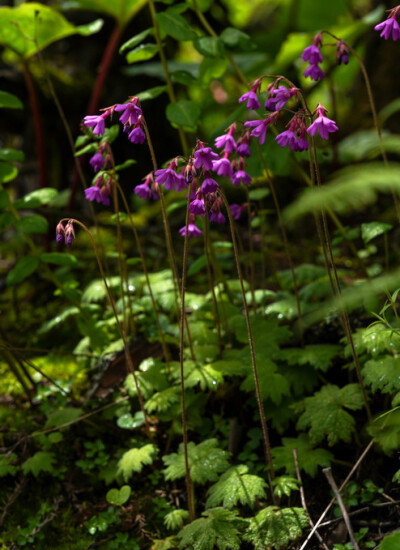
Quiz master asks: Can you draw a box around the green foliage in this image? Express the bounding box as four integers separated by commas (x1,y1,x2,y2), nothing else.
106,485,131,506
206,465,267,509
295,384,364,445
0,90,23,109
368,409,400,453
45,407,83,428
379,531,400,550
363,356,400,394
280,344,342,372
164,509,190,531
163,439,230,484
58,0,146,26
22,451,56,477
117,444,158,482
166,100,201,131
244,506,308,549
0,453,18,476
272,476,301,498
6,255,39,286
178,508,243,550
272,434,334,477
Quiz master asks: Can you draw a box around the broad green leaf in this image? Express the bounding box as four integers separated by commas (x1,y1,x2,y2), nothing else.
0,161,18,183
13,187,58,209
106,485,131,506
272,434,333,477
45,407,83,428
119,28,153,53
166,100,201,131
155,10,197,41
117,444,157,481
58,0,146,26
126,43,159,63
38,306,80,334
40,252,78,267
16,214,48,234
117,411,145,429
368,408,400,453
380,98,400,124
145,386,180,413
163,439,230,484
0,90,23,109
206,465,267,509
6,255,39,286
241,358,290,405
171,70,197,85
0,4,102,58
178,508,243,550
193,36,224,58
248,188,269,200
220,27,253,50
22,451,56,477
361,221,392,244
0,148,25,163
199,57,228,85
279,344,341,372
363,356,400,394
380,532,400,550
137,85,167,101
272,476,301,498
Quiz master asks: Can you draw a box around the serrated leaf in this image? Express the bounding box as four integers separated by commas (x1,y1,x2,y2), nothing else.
155,10,197,41
0,161,18,183
279,344,341,372
40,252,78,267
82,279,107,302
117,444,157,482
368,408,400,453
272,476,301,498
0,148,25,162
126,43,159,63
45,407,83,428
361,221,392,244
166,100,201,131
296,384,364,446
145,386,180,413
6,255,39,286
185,364,224,391
106,485,131,506
240,358,290,405
0,90,23,109
119,28,153,53
206,465,267,509
272,434,333,477
363,356,400,394
163,439,230,484
0,453,18,477
178,508,242,550
22,451,56,477
16,214,48,234
164,509,189,531
348,323,400,358
244,506,308,550
14,187,58,209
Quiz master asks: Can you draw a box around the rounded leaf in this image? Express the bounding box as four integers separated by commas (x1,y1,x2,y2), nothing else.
6,255,39,286
106,485,131,506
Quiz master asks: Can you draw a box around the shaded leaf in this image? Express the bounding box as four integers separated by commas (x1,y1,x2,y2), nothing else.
14,188,58,209
155,10,197,41
58,0,146,26
178,508,243,550
6,255,39,286
0,90,23,109
22,451,56,477
45,407,83,428
16,214,48,234
361,221,392,244
166,100,201,131
206,465,267,509
272,434,333,477
0,161,18,183
40,252,78,267
244,506,308,549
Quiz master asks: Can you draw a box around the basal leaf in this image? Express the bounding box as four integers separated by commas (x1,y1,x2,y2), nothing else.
368,408,400,453
380,531,400,550
0,161,18,183
361,221,392,244
45,407,83,428
178,508,243,550
106,485,131,506
363,356,400,394
16,214,48,234
164,509,190,531
14,188,58,209
0,453,18,477
279,344,342,372
272,434,333,477
40,252,78,267
206,465,267,509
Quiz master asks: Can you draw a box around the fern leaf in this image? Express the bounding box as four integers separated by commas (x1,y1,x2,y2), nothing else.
22,451,56,477
178,508,243,550
272,434,333,477
295,384,364,446
363,356,400,394
117,444,157,482
244,506,308,549
163,439,230,484
206,465,267,509
164,509,190,531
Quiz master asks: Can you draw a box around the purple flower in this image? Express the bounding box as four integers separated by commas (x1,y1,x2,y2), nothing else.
154,160,186,191
336,40,349,65
189,198,206,216
212,157,233,178
375,16,400,40
292,136,309,152
64,221,75,248
193,146,219,171
301,44,323,65
201,177,219,194
179,221,202,238
56,221,65,243
215,133,237,154
265,86,298,112
89,152,104,173
230,204,243,220
83,110,111,136
307,103,339,140
84,185,110,206
275,130,299,150
243,119,269,145
231,169,251,186
128,126,146,144
134,182,152,199
237,142,251,157
238,90,261,110
209,211,226,224
303,64,325,81
114,101,142,126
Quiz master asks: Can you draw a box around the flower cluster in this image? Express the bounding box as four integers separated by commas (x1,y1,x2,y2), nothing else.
84,173,111,206
56,220,75,247
301,34,324,81
374,6,400,40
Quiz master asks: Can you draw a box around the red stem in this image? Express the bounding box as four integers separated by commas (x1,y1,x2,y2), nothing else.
23,63,47,188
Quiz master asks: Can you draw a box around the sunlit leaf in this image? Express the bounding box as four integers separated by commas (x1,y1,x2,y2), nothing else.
0,161,18,183
58,0,146,26
126,43,159,63
13,188,58,209
117,444,157,481
106,485,131,506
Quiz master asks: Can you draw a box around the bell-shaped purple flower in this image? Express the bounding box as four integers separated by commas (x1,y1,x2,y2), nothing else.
194,146,219,171
189,197,206,216
303,64,325,81
209,211,226,224
231,169,252,186
301,44,323,65
201,177,219,194
83,109,111,136
115,99,142,126
89,152,104,173
128,126,146,144
212,157,233,178
375,10,400,41
307,103,339,140
230,204,243,221
179,215,202,238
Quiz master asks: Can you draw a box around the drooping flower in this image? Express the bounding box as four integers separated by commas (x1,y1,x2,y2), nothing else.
336,40,349,65
135,172,159,200
230,204,244,221
275,115,309,152
201,176,219,194
155,158,187,191
189,194,206,216
236,132,251,158
209,211,226,224
303,64,325,81
89,152,104,173
301,34,324,81
231,169,252,186
56,221,65,243
128,125,146,144
244,113,278,145
212,156,233,178
208,196,225,224
64,220,75,248
374,6,400,40
238,78,262,110
83,109,112,136
114,98,142,126
307,103,339,140
301,44,323,65
179,214,202,237
215,123,237,154
265,85,299,112
193,144,219,171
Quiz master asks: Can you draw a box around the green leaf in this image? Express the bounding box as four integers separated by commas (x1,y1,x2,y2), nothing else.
22,451,56,477
186,0,212,11
155,10,197,41
272,434,333,477
145,386,180,413
119,28,154,53
0,453,18,477
220,28,253,50
206,465,267,509
164,509,190,531
279,344,341,372
117,411,145,429
82,279,107,302
248,188,269,200
106,485,131,506
348,323,400,358
45,407,83,428
166,100,201,131
272,476,301,499
163,439,230,484
380,532,400,550
16,214,48,234
363,356,400,394
0,3,102,58
40,252,78,267
137,85,167,101
126,43,159,63
240,358,290,405
178,508,243,550
117,444,157,482
57,0,146,26
6,255,39,286
171,70,197,85
0,90,23,109
361,221,392,244
244,506,308,550
14,188,58,209
0,148,25,162
0,161,18,183
0,189,10,209
368,408,400,453
193,36,224,58
199,57,228,86
296,384,364,446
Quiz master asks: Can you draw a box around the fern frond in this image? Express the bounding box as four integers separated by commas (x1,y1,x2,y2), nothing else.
206,465,267,509
178,508,243,550
117,444,157,482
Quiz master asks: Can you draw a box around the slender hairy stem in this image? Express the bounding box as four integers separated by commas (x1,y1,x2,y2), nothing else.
220,191,276,493
179,184,196,521
203,219,222,351
244,188,257,310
